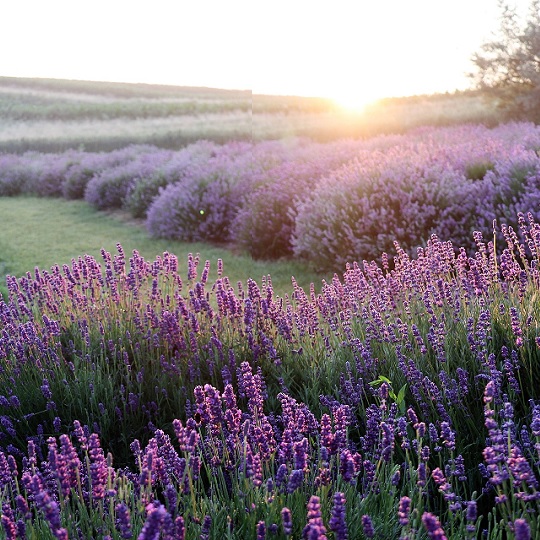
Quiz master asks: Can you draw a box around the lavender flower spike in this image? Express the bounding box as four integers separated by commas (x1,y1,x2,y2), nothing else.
138,503,167,540
303,496,328,539
422,512,447,540
398,496,411,527
329,492,348,540
514,519,531,540
1,515,17,540
257,521,266,540
361,515,374,538
281,507,293,536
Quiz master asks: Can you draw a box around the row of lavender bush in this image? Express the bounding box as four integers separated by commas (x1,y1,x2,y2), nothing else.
2,122,540,269
1,213,540,538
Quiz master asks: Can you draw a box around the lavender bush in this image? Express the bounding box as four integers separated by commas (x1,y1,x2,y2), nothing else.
84,146,174,210
61,146,154,200
25,150,85,197
293,123,540,271
124,140,220,218
146,141,274,243
0,154,26,196
292,145,480,270
231,139,367,259
0,152,66,198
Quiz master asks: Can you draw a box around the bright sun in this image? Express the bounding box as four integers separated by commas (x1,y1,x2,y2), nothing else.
331,90,380,114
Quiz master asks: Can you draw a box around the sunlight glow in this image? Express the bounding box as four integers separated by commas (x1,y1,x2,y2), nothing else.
332,91,379,114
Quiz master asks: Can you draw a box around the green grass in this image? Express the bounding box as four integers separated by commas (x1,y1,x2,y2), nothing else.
0,196,325,299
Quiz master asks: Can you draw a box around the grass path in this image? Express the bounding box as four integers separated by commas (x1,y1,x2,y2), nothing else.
0,196,325,298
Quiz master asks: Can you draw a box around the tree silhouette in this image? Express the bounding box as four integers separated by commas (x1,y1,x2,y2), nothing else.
470,0,540,121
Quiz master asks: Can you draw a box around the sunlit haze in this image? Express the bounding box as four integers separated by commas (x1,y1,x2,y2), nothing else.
0,0,518,107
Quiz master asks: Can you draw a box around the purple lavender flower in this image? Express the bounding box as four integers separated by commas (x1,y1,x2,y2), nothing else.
484,380,495,404
320,414,334,451
73,420,88,451
40,378,53,400
251,452,263,487
466,501,477,534
239,361,265,416
200,515,212,540
303,496,327,540
88,433,108,501
15,520,26,540
55,528,69,540
25,474,63,534
339,449,356,483
116,502,133,539
361,515,374,538
417,462,427,488
407,408,418,424
514,519,531,540
257,521,266,540
174,516,185,540
57,434,81,498
1,514,17,540
275,463,288,490
431,467,459,508
287,469,303,493
281,507,293,536
508,445,538,489
398,496,411,526
440,422,456,451
15,495,31,521
422,512,447,540
0,453,11,490
329,492,348,540
380,421,395,461
138,503,167,540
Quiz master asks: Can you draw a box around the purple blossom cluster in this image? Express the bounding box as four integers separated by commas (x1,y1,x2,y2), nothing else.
0,372,470,538
4,350,538,538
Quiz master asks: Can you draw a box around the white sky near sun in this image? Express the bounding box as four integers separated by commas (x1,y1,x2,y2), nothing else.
0,0,526,108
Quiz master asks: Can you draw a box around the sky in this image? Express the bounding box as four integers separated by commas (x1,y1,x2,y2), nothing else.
0,0,521,108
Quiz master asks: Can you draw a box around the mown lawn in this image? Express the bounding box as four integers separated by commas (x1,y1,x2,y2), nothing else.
0,196,324,299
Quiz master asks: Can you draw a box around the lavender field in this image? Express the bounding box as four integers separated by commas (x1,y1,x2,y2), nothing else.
1,121,540,538
2,122,540,269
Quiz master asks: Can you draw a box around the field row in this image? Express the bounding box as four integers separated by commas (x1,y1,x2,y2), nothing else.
0,77,498,154
1,122,540,271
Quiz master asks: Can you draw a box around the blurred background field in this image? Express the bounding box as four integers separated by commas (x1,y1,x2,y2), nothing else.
0,76,499,153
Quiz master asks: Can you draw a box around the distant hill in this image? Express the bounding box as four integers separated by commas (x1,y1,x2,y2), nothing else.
0,76,500,153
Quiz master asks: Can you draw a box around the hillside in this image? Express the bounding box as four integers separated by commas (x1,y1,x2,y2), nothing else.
0,76,500,153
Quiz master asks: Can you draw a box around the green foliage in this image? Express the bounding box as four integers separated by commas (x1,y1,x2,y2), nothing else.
471,0,540,121
465,161,494,181
124,173,169,218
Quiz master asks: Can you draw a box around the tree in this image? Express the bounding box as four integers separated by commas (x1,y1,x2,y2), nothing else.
470,0,540,121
